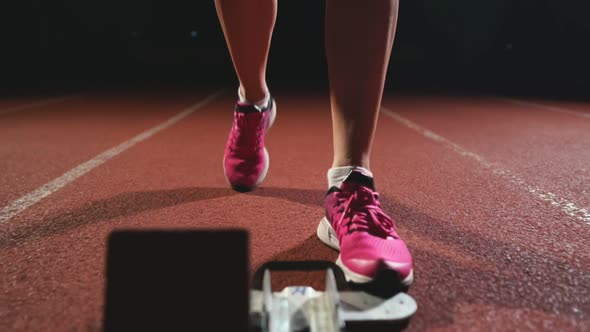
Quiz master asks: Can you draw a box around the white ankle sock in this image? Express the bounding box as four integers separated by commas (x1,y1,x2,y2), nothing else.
238,87,269,107
327,166,373,188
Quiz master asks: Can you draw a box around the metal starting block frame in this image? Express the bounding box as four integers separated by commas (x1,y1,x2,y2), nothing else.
250,261,417,332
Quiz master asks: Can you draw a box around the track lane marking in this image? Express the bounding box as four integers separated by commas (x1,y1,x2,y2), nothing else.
495,97,590,120
0,95,81,116
0,89,225,224
382,107,590,225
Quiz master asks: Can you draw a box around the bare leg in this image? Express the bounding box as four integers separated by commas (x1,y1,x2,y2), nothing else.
325,0,399,169
214,0,277,102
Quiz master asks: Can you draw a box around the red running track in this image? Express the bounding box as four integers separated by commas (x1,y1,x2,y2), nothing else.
0,90,589,331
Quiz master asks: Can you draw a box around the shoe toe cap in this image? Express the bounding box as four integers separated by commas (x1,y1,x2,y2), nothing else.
340,233,413,280
224,151,267,189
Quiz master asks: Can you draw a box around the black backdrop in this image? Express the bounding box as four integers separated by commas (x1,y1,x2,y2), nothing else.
1,0,589,97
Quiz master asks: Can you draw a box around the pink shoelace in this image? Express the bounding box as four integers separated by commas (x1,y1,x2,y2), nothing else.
229,112,264,153
335,185,398,239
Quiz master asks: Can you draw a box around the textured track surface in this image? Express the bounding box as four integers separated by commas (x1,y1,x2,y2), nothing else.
1,90,589,331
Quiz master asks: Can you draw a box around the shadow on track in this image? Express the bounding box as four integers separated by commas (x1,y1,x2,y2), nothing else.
0,187,237,248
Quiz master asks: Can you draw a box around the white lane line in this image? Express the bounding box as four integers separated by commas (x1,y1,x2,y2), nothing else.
495,97,590,120
382,107,590,225
0,95,80,116
0,89,225,224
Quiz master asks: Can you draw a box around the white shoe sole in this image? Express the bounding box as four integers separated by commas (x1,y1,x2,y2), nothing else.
316,217,414,286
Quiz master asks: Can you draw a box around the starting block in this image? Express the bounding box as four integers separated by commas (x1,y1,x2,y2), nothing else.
250,261,417,332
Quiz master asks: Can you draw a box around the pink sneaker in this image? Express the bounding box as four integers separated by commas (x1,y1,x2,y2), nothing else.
223,97,276,192
317,170,414,286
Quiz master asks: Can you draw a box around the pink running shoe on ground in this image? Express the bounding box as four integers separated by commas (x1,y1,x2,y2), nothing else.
317,169,414,286
223,97,276,192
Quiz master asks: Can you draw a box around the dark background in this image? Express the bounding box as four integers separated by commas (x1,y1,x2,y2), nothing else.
1,0,589,98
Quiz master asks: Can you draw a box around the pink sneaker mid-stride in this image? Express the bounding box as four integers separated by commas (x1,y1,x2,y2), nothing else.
317,169,414,286
223,97,276,192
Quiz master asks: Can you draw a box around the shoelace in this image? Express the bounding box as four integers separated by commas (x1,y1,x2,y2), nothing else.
336,185,398,239
230,112,264,153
